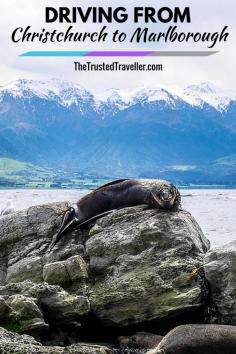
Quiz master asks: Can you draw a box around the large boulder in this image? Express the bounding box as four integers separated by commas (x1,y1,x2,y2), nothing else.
0,197,210,344
0,202,91,334
87,206,209,326
0,326,112,354
204,241,236,324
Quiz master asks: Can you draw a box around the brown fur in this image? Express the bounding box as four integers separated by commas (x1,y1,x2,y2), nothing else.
76,179,180,224
78,180,140,205
52,179,181,247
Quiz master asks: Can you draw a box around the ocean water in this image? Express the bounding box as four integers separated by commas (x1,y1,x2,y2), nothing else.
0,188,235,248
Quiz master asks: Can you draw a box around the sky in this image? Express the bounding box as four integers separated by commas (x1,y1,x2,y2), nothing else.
0,0,235,92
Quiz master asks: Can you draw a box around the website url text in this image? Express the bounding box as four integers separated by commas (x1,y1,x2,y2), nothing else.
74,61,163,72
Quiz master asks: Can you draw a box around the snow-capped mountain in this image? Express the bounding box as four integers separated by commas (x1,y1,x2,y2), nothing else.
0,79,236,181
93,82,236,115
0,78,91,101
0,79,95,115
183,82,236,111
1,79,236,115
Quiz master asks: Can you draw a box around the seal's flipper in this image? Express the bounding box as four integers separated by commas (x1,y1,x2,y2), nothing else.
76,210,115,229
50,207,78,249
50,209,114,251
57,207,77,237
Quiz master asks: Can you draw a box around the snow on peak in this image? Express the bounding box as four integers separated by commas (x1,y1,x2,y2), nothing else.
134,87,177,105
94,86,177,114
184,82,236,111
0,79,94,114
189,82,218,93
94,88,135,117
0,79,235,113
0,79,50,99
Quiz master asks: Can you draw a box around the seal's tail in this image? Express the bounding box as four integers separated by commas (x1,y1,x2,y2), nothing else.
49,207,79,250
50,209,114,251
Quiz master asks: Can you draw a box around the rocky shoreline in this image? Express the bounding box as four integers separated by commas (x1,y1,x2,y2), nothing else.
0,194,235,353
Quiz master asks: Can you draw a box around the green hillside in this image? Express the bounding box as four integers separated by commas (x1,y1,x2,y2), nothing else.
0,157,55,187
0,158,27,173
0,157,108,189
0,157,52,175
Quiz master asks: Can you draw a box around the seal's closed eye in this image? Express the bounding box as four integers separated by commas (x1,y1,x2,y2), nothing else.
160,188,172,201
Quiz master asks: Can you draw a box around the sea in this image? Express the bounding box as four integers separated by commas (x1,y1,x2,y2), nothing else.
0,188,235,248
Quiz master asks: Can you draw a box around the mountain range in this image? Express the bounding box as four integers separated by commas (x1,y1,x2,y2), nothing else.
0,79,236,184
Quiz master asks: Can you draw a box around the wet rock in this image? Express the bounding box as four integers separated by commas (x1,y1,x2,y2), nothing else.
204,241,236,324
113,349,144,354
118,331,163,349
87,206,209,326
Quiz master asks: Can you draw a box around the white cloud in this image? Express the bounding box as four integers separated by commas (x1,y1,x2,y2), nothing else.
0,0,235,91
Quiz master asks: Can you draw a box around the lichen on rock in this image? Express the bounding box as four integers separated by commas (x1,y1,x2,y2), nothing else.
87,206,209,326
0,326,112,354
0,195,212,350
204,241,236,325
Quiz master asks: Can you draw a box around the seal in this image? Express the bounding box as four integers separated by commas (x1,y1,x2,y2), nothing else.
148,324,236,354
51,179,181,248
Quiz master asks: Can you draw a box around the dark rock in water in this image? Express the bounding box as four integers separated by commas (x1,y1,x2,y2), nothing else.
204,241,236,325
113,349,145,354
118,332,163,349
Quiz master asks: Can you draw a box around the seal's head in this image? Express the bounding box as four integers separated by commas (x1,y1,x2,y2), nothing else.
150,183,181,210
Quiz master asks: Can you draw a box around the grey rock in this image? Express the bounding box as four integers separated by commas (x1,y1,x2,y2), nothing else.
0,326,112,354
87,206,209,326
0,281,90,332
7,294,47,331
41,291,90,322
43,255,89,295
0,195,211,341
6,256,43,284
204,241,236,324
0,202,91,335
1,293,48,333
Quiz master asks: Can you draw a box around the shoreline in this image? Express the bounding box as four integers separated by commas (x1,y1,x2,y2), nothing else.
0,185,236,191
0,188,236,248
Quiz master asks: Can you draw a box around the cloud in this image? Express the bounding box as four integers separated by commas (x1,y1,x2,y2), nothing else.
0,0,235,91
